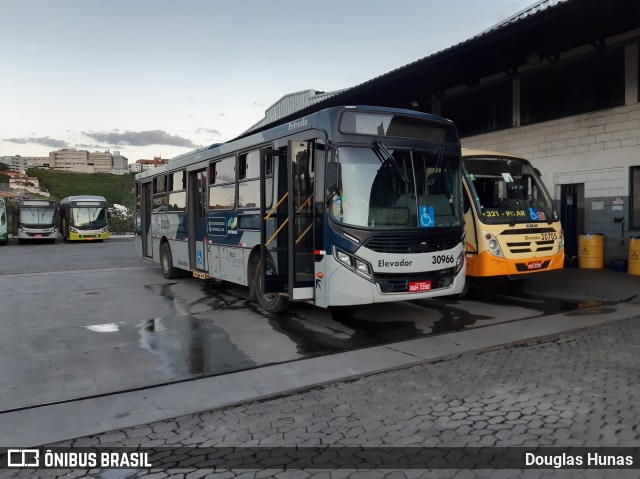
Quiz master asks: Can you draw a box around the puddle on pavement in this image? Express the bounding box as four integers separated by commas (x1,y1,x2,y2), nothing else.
86,323,120,333
458,280,616,317
565,306,617,316
138,282,256,378
135,277,620,383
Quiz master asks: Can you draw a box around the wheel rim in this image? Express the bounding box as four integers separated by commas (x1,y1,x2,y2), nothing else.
259,262,279,304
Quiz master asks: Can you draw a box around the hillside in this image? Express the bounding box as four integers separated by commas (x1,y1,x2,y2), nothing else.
27,169,135,208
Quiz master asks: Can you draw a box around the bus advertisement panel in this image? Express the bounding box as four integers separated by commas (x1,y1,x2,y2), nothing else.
462,149,564,288
135,106,466,313
59,195,109,241
16,199,58,243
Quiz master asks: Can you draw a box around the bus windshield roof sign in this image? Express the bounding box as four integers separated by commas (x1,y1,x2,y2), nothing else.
339,112,455,143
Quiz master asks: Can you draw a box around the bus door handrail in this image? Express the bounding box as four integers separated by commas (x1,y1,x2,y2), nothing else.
293,194,315,245
265,218,288,247
264,192,288,220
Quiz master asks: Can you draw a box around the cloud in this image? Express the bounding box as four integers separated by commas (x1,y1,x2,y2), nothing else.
3,136,69,148
82,130,198,148
195,127,221,137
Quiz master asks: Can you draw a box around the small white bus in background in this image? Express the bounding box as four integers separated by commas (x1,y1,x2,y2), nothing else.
0,198,8,244
16,199,58,244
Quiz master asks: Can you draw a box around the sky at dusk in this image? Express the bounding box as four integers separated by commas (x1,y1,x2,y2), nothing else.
0,0,533,162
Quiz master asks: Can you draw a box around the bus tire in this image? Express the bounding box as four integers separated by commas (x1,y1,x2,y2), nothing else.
160,241,181,279
254,258,289,313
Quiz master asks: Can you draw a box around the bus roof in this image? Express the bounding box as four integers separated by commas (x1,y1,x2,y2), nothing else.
60,195,107,204
135,105,457,181
462,148,525,160
18,199,56,206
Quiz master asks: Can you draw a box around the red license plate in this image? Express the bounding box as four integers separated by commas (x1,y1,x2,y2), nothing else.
87,237,95,240
35,234,42,237
408,281,432,292
527,261,543,270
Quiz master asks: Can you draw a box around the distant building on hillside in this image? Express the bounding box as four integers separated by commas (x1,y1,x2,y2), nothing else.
0,156,29,173
21,148,129,174
132,156,168,172
48,149,92,172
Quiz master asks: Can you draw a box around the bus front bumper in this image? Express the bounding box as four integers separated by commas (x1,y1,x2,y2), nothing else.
465,249,564,278
327,259,466,306
69,230,109,241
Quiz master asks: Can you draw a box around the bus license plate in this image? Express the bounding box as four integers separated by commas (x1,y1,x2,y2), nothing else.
35,234,42,237
527,261,543,270
408,281,431,292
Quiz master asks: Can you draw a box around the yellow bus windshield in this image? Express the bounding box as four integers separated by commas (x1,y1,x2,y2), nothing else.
463,156,558,224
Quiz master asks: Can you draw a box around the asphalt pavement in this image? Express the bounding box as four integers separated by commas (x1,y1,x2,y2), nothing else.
2,263,640,478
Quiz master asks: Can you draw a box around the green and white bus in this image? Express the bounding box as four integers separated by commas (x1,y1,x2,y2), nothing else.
0,198,8,244
59,195,109,241
16,198,59,243
135,105,466,312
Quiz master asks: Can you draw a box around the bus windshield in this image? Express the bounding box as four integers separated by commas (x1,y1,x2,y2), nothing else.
71,207,107,229
19,207,57,226
463,156,558,224
331,146,462,229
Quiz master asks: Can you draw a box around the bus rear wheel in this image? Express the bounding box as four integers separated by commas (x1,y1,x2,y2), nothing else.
161,242,181,279
254,258,289,313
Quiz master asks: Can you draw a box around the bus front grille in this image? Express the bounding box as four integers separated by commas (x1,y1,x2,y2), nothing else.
505,239,555,254
374,269,456,293
365,232,460,254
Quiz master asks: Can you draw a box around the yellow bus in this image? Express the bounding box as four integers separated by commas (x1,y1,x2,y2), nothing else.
462,149,563,289
59,195,109,241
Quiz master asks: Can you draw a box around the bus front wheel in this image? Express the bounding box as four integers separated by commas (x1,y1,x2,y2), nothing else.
254,258,289,313
161,242,181,279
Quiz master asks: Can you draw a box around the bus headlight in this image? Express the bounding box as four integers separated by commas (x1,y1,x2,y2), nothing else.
334,248,373,281
484,231,504,258
355,259,372,279
336,249,353,267
456,251,464,273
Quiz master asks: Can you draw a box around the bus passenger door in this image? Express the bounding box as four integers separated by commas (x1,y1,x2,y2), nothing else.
288,140,315,301
141,182,152,258
260,147,288,294
188,169,208,273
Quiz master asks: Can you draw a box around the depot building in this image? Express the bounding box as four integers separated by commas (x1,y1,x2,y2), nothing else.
244,0,640,264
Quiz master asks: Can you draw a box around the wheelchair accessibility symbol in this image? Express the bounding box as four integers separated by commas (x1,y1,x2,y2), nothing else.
196,250,203,265
419,206,435,228
528,207,539,221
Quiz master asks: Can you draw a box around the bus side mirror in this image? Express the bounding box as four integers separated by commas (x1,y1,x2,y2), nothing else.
534,168,542,177
326,162,340,193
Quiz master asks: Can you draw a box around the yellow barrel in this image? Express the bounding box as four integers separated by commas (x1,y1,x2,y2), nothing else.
629,237,640,276
578,234,604,269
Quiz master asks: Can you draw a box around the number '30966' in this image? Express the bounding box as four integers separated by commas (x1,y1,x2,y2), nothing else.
432,254,455,265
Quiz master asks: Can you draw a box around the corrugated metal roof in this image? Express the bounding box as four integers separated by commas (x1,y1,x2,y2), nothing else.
243,89,345,134
480,0,568,35
240,0,571,137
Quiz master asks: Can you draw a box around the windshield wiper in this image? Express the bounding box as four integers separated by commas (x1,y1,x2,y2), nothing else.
374,141,409,184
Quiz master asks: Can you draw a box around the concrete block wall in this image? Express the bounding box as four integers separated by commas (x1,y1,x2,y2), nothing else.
462,102,640,263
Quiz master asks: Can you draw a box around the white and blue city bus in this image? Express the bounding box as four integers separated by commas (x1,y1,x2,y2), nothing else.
135,106,466,313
